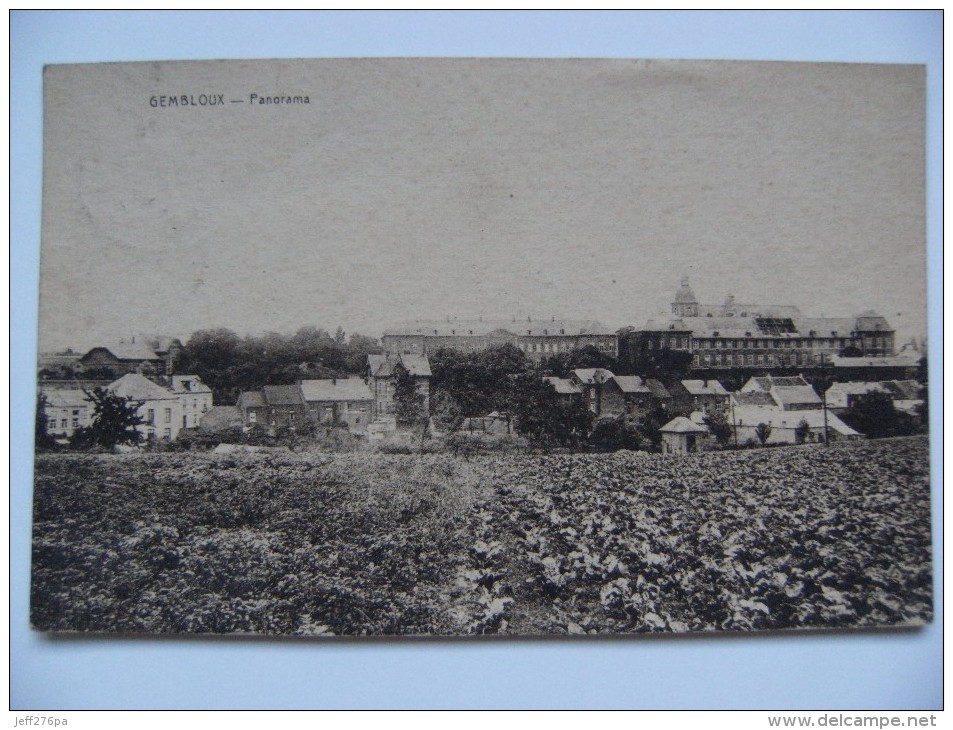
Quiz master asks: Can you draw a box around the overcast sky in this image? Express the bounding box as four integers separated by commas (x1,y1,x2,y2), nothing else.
39,58,925,352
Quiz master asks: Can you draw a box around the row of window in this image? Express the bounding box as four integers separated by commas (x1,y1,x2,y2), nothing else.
693,352,822,367
695,338,851,350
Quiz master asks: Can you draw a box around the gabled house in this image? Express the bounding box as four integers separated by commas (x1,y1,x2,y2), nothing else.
41,389,92,439
366,353,432,420
570,368,619,416
644,379,673,413
199,405,244,433
261,385,307,429
107,373,183,441
300,377,374,432
740,374,822,411
543,376,582,406
81,340,165,376
170,375,213,430
237,391,268,428
674,379,730,417
730,405,861,445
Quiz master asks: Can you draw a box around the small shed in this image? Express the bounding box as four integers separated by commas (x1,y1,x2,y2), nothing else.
660,416,709,455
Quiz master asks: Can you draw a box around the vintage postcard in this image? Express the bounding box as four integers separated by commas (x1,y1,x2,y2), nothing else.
32,59,931,636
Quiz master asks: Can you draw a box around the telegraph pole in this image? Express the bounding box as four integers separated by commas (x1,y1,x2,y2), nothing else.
819,353,831,446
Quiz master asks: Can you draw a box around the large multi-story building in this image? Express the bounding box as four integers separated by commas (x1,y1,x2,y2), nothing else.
381,318,618,362
624,278,896,371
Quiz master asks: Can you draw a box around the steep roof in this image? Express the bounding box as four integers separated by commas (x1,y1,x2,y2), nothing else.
797,317,858,338
367,353,432,378
827,381,888,396
107,373,176,401
199,406,244,431
770,375,809,387
263,385,304,406
732,405,860,437
731,391,776,407
83,343,162,362
613,375,650,394
681,379,729,396
43,389,92,408
639,318,693,332
855,312,892,332
238,391,267,408
644,379,671,399
660,416,708,434
543,376,581,395
300,378,373,402
399,353,432,377
573,368,615,385
771,385,822,407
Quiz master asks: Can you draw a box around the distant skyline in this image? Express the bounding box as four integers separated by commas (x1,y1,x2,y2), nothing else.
39,59,926,353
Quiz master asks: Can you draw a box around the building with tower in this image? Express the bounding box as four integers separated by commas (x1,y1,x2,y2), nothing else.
622,278,897,371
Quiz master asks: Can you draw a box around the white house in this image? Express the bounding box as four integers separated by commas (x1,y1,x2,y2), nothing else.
107,373,183,441
170,375,213,430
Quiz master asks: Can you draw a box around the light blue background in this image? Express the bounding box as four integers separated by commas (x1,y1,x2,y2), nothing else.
10,10,943,710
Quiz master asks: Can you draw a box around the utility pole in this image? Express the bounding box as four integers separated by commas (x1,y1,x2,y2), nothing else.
819,353,832,446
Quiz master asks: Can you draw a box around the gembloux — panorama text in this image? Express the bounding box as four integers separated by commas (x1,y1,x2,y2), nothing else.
150,94,225,107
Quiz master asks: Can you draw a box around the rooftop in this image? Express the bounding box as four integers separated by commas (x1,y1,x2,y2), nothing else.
382,318,615,338
300,378,373,402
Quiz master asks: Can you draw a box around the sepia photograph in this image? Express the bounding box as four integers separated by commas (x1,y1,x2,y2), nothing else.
30,57,931,639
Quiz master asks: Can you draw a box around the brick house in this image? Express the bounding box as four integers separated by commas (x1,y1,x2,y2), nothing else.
237,391,268,428
300,378,374,432
261,385,307,429
674,379,730,417
366,353,432,420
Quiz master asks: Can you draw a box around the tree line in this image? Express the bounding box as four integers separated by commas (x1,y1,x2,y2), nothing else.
178,326,383,404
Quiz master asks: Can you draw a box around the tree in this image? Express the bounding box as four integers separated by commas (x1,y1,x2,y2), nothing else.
510,374,591,448
703,411,733,447
794,419,811,445
588,418,641,452
35,394,59,450
754,422,772,446
70,387,145,450
637,404,669,451
393,364,425,427
840,391,918,439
